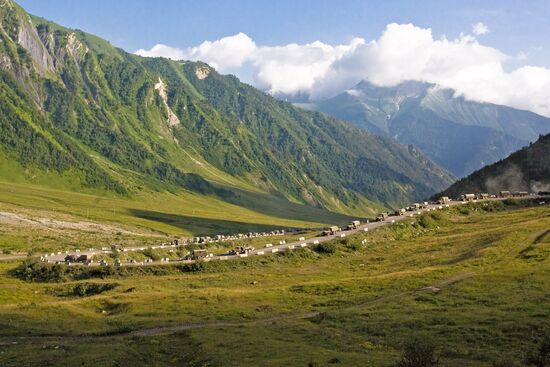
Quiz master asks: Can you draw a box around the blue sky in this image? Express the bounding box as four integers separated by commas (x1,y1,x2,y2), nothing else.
18,0,550,65
17,0,550,116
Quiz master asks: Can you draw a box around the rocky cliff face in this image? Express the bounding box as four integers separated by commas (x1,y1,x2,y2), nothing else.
16,12,54,73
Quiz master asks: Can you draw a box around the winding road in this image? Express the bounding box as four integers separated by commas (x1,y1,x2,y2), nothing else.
38,197,530,267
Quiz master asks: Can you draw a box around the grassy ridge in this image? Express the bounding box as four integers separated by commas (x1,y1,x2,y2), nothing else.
0,201,548,366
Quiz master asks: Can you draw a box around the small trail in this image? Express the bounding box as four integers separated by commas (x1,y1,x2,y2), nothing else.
0,272,476,343
347,271,476,309
519,229,550,257
0,254,27,262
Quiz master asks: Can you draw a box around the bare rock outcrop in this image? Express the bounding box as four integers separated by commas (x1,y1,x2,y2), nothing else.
154,77,180,127
195,66,210,80
16,14,54,74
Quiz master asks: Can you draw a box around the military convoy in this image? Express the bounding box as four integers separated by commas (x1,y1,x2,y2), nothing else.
47,190,542,267
455,191,531,201
191,230,286,245
322,220,364,235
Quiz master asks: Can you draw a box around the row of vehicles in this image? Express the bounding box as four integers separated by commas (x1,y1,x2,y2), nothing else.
456,191,531,202
321,200,439,236
191,230,286,245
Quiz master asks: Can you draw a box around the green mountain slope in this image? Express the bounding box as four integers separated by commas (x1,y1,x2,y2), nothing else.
308,80,550,177
438,133,550,197
0,0,453,215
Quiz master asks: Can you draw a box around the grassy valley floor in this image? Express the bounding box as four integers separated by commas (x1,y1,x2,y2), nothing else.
0,180,358,254
0,200,548,366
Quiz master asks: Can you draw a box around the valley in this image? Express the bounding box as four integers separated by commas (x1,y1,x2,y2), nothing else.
1,1,549,366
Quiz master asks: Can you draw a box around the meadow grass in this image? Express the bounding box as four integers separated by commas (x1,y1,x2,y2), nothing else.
0,201,548,366
0,180,354,253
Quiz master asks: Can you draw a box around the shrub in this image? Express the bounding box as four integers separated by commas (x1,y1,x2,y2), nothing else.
13,260,68,282
457,206,471,215
142,247,160,261
526,333,550,367
344,241,362,251
419,215,437,229
313,242,337,254
55,282,118,297
396,339,439,367
179,262,207,273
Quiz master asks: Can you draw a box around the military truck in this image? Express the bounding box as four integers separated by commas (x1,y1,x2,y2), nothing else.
346,220,361,230
393,208,406,216
184,249,212,260
461,193,476,201
322,225,341,236
438,196,450,204
228,246,255,255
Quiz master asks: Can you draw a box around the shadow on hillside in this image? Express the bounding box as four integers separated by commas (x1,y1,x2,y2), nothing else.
129,209,303,236
216,186,362,225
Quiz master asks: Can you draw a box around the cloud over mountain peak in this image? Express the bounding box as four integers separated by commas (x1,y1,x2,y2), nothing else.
136,23,550,117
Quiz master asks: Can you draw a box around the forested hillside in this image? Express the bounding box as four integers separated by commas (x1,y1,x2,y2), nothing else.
0,0,453,214
439,133,550,197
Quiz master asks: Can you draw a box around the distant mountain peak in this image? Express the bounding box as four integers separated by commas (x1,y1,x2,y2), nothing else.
310,79,550,177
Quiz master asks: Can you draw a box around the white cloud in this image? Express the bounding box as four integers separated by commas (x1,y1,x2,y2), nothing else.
136,33,256,71
135,23,550,117
252,38,364,95
472,22,490,35
179,32,256,70
135,44,187,60
345,89,364,97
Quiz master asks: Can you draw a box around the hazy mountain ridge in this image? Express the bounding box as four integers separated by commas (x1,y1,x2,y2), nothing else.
309,80,550,177
438,132,550,197
0,0,453,214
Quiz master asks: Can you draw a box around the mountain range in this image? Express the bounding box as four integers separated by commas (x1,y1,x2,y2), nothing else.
304,80,550,177
0,0,454,216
